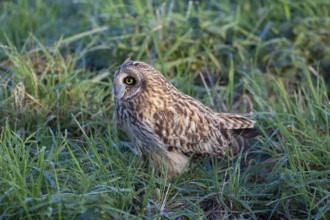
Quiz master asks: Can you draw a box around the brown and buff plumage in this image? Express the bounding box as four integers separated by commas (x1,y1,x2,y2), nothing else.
113,60,259,179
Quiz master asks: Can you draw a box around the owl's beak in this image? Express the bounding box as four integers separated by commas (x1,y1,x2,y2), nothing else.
113,83,126,100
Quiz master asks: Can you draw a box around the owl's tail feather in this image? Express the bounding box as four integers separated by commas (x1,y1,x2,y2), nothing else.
217,113,261,153
229,127,261,156
231,127,261,138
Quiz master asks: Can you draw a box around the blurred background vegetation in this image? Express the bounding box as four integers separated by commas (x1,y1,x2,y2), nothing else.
0,0,329,219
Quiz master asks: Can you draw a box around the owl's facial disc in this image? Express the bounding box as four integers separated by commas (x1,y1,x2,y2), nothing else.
113,66,144,100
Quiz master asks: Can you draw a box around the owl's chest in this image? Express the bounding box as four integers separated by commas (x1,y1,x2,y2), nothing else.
115,100,150,126
115,101,157,147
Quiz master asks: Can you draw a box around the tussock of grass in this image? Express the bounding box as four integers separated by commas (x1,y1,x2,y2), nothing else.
0,0,329,219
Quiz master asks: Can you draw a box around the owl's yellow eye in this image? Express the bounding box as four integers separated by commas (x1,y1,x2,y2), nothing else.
124,76,135,85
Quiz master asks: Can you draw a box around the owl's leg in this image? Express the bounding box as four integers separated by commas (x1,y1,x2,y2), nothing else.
164,149,189,179
166,170,175,180
149,150,189,179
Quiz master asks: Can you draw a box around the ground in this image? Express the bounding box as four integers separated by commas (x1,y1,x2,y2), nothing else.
0,0,329,219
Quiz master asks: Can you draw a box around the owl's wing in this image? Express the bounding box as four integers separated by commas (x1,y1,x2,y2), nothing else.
152,107,259,157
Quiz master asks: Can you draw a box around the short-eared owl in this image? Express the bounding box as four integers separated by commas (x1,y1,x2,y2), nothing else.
113,60,259,179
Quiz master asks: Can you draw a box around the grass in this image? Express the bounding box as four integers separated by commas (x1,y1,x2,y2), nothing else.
0,0,329,219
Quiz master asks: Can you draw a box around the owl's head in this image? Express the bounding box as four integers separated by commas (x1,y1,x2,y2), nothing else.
113,60,153,101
